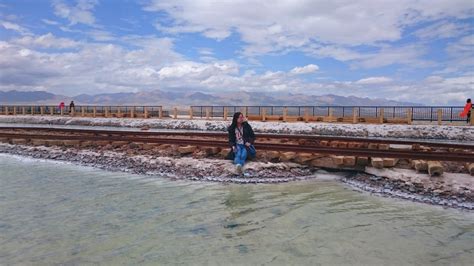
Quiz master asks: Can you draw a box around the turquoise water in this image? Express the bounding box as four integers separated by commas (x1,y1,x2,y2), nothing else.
0,154,473,265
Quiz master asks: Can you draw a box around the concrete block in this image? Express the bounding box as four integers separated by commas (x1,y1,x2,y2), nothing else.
383,158,399,167
427,161,443,177
280,151,296,162
343,156,356,166
371,157,384,169
178,145,197,155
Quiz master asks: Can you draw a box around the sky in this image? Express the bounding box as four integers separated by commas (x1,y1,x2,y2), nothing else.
0,0,473,105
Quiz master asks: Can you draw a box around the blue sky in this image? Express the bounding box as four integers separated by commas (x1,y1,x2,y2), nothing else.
0,0,473,104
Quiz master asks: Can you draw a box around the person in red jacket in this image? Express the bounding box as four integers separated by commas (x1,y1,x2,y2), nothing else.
459,98,472,123
58,101,65,113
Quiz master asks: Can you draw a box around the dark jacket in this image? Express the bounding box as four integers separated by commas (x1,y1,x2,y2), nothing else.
226,122,256,160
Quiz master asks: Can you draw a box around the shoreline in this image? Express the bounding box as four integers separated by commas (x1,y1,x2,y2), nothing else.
1,143,472,210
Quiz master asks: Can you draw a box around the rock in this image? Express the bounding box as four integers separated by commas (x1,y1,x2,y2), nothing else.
343,156,356,166
371,157,384,169
178,145,197,155
466,163,474,176
412,160,428,172
280,152,296,162
427,161,443,177
356,157,369,167
383,158,399,167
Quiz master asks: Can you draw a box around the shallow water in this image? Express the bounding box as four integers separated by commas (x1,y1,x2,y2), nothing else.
0,154,473,265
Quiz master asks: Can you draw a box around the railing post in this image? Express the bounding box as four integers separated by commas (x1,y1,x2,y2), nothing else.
22,107,26,115
31,106,35,115
470,111,474,126
223,107,228,121
13,106,17,115
283,107,288,122
159,107,163,119
379,108,384,124
437,109,442,125
50,106,54,115
93,107,96,118
60,106,63,116
105,107,109,118
40,106,44,115
189,107,193,120
130,107,135,118
352,107,358,124
4,106,8,115
261,107,266,122
304,107,309,122
144,107,149,119
173,107,178,119
81,106,85,117
70,106,75,116
241,107,247,117
328,108,333,122
206,107,210,120
407,108,412,125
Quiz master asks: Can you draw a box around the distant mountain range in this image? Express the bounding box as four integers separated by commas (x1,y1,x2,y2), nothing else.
0,90,421,106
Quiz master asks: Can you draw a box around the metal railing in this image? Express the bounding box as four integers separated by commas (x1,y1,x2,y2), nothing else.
0,104,471,123
191,106,469,122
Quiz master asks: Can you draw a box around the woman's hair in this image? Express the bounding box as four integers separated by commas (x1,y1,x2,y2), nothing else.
229,112,243,131
468,98,472,103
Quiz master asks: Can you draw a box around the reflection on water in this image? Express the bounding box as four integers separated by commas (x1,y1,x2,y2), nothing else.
0,154,473,265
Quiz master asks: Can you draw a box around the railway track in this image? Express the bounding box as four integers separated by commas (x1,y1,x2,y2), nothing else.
0,127,473,162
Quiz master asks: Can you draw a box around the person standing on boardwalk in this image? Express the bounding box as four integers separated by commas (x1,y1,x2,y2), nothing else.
459,98,472,123
69,101,75,113
227,112,256,174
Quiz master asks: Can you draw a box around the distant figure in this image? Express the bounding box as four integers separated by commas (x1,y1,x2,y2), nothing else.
58,102,65,113
69,101,75,113
227,112,256,175
460,98,472,123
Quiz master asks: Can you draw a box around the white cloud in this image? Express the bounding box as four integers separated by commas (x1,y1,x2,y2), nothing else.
144,0,473,55
290,64,319,75
0,20,31,35
414,21,470,40
11,33,80,49
41,19,61,26
355,77,393,85
53,0,98,26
